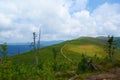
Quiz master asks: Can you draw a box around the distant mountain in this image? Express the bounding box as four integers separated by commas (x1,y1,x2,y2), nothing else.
115,37,120,48
96,36,108,41
96,36,120,48
7,37,120,56
8,40,63,46
10,37,109,64
40,40,64,47
7,40,63,56
8,45,32,56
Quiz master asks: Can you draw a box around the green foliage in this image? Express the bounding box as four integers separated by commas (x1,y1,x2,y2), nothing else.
0,59,13,80
0,43,8,59
106,36,116,61
52,48,58,60
0,59,56,80
1,37,119,80
56,61,71,72
76,54,89,73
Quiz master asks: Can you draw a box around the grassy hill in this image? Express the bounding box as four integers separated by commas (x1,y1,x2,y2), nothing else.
10,37,120,65
11,37,106,64
4,37,120,80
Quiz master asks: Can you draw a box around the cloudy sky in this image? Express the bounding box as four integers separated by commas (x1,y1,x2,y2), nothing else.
0,0,120,43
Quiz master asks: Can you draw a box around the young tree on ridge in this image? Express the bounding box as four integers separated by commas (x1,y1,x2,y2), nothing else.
0,43,8,62
107,36,116,61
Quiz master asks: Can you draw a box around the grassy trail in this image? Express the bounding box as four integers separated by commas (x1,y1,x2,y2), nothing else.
60,43,73,63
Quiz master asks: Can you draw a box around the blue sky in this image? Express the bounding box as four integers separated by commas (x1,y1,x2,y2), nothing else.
0,0,120,43
87,0,120,12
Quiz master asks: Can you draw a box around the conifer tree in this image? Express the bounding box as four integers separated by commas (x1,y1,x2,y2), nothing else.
107,36,116,61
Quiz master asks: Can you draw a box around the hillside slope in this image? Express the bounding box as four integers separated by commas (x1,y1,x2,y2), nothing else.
8,37,120,80
11,37,107,64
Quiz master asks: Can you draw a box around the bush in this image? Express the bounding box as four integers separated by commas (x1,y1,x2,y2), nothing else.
76,54,89,73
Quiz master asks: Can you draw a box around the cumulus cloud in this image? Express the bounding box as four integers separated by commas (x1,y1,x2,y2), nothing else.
0,0,120,42
92,3,120,36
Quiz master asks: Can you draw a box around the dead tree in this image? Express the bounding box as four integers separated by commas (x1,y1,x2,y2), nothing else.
32,28,41,66
33,32,38,66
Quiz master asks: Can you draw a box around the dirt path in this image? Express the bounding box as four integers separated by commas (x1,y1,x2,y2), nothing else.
60,43,73,62
86,68,120,80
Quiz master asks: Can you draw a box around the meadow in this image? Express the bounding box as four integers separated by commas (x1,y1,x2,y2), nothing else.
0,37,120,80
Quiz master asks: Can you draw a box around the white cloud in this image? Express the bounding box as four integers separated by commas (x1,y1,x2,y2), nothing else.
0,0,120,42
92,3,120,36
0,13,11,26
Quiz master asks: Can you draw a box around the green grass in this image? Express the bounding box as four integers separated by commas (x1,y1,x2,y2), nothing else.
10,37,120,65
6,37,120,80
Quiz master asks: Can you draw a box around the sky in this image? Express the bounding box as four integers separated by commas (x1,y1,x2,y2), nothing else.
0,0,120,43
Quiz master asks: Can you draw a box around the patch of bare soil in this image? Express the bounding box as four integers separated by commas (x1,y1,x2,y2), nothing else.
86,68,120,80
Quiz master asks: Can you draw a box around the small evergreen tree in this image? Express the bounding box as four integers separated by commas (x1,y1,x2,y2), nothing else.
0,43,8,60
106,36,116,61
76,54,88,73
